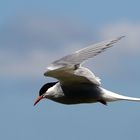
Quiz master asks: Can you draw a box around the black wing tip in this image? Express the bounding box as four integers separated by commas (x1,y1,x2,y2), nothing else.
117,35,125,40
107,35,125,47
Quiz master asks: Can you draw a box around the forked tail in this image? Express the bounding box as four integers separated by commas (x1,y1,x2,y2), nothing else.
100,88,140,102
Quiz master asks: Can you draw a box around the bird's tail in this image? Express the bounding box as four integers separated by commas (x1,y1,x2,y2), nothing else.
100,87,140,102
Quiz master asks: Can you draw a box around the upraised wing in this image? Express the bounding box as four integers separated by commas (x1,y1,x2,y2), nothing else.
44,36,124,85
47,36,124,71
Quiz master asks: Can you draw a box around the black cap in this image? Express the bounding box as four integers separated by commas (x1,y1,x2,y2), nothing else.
39,82,58,96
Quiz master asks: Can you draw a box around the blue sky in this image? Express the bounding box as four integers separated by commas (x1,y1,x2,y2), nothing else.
1,0,140,140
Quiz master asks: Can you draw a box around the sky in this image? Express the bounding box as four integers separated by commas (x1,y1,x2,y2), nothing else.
1,0,140,140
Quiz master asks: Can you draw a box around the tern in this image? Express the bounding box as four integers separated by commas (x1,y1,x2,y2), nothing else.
34,36,140,106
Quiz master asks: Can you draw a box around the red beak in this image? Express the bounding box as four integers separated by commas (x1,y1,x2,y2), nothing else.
34,96,43,106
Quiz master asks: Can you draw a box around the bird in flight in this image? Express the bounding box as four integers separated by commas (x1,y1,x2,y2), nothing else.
34,36,140,106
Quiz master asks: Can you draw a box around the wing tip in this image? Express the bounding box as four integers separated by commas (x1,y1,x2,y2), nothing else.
107,35,125,47
117,35,125,40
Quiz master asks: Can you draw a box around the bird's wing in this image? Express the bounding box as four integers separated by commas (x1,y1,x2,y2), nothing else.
46,36,124,71
44,36,124,85
46,66,101,85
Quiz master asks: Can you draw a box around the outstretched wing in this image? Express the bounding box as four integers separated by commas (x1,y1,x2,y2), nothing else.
47,36,124,71
44,36,124,85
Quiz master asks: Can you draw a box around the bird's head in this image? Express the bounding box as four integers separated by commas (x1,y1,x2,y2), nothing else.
34,82,58,106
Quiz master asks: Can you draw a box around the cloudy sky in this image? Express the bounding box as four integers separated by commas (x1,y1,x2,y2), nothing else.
1,0,140,140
